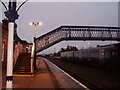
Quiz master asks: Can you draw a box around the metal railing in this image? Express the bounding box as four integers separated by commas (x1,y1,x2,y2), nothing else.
36,26,120,53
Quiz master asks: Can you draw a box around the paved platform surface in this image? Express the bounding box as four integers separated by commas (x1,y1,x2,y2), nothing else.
3,57,89,89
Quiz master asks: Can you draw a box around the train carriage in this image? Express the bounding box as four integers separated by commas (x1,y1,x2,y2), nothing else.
60,43,120,68
61,51,74,62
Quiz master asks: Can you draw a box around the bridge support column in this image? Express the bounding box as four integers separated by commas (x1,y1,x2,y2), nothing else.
33,37,36,71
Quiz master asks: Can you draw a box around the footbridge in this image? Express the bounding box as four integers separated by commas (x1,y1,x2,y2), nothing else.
35,26,120,53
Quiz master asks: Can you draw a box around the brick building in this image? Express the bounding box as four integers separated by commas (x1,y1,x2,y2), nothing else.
1,19,30,69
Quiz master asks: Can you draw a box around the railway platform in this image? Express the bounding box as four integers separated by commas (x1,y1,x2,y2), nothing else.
3,57,89,89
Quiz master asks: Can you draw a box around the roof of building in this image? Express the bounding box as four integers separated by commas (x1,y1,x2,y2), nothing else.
1,19,30,45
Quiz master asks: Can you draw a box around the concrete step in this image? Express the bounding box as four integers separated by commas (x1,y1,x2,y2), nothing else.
13,52,31,74
14,66,30,68
14,68,31,70
14,66,31,68
16,63,30,66
14,72,31,75
15,64,30,66
14,70,31,72
15,65,31,67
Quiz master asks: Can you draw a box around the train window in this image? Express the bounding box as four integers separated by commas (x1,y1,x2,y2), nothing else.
101,53,104,56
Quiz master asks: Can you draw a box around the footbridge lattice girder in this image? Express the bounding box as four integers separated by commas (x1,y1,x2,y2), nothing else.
35,26,120,53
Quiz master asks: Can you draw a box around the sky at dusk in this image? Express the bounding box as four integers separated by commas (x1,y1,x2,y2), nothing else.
0,1,119,54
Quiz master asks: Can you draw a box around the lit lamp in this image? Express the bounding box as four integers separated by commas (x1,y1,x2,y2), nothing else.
29,22,42,37
29,21,42,71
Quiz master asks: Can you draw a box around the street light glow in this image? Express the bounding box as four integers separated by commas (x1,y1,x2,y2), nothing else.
37,22,42,26
29,22,42,26
29,21,43,37
29,22,34,25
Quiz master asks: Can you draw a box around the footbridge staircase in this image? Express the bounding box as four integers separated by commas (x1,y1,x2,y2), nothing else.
36,26,120,53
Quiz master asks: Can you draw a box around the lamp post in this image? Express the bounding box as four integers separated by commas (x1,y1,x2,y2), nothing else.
29,22,42,71
0,0,28,88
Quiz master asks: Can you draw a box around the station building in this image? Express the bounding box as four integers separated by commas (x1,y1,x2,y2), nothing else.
1,19,30,70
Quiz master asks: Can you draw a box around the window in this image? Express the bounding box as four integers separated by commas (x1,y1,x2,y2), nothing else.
2,42,5,61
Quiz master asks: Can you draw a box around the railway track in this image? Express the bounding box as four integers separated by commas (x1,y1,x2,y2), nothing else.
45,56,120,89
50,61,103,89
